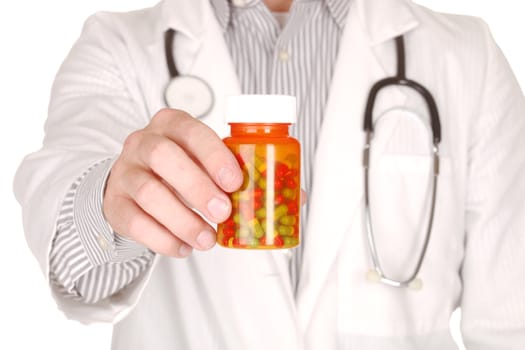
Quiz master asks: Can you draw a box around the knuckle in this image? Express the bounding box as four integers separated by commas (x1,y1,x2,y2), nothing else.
147,138,173,170
152,108,174,124
152,108,192,127
123,130,144,151
135,178,163,204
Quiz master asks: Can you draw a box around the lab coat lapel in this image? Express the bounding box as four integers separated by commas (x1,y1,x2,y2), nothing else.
296,0,419,332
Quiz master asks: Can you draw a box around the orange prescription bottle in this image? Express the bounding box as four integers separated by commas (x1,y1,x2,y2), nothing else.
217,95,301,249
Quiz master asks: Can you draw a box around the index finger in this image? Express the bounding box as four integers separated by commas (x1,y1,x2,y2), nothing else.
151,109,243,193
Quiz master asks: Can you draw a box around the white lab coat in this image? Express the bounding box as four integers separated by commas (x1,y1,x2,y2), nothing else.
14,0,525,349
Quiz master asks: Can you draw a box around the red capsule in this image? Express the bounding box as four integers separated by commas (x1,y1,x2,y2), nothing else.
223,217,235,228
274,178,284,190
275,194,285,205
274,235,284,247
276,162,289,177
287,169,299,177
253,187,264,199
223,227,235,238
287,201,298,215
285,178,297,189
254,199,263,210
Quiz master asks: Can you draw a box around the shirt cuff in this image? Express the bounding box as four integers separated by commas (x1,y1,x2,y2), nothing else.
73,157,149,265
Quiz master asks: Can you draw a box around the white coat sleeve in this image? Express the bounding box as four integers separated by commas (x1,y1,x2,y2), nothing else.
460,21,525,348
13,13,159,324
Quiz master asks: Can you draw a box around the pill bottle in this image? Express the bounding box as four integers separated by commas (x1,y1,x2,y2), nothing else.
217,95,301,249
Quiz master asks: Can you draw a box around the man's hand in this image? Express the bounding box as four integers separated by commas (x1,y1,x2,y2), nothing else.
103,109,244,257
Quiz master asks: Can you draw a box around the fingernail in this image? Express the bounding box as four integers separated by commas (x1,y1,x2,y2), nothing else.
207,196,230,221
196,230,216,249
179,244,193,257
218,167,236,190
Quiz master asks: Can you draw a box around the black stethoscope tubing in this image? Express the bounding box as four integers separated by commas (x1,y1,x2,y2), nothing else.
363,35,442,289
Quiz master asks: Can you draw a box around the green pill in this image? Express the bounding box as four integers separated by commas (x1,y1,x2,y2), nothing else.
279,215,296,226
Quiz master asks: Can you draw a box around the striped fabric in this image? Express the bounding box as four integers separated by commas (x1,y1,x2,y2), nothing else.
49,0,349,303
50,159,154,302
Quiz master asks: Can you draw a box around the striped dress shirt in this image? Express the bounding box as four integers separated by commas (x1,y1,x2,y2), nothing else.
49,0,349,303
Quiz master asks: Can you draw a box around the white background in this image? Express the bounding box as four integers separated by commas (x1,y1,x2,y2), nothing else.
0,1,523,349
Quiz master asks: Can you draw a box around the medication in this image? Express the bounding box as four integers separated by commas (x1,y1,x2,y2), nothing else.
217,95,301,249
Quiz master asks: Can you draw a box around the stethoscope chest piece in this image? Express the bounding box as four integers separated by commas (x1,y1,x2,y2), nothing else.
164,75,214,118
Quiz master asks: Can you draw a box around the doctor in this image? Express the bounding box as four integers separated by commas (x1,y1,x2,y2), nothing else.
14,0,525,349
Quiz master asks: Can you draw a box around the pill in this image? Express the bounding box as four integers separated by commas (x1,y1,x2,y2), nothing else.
255,208,267,219
282,188,296,199
248,218,265,239
278,225,295,236
287,201,299,215
275,194,285,205
279,215,297,226
223,227,235,237
276,162,289,177
285,178,297,189
273,235,284,247
254,155,267,174
274,178,284,190
283,237,298,246
274,204,288,220
233,213,241,224
253,187,264,199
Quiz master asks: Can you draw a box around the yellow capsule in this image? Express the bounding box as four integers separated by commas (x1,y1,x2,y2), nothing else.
282,188,296,199
248,237,260,248
274,204,288,220
283,237,299,247
232,191,250,202
228,237,235,248
279,215,297,226
252,167,262,182
247,218,265,239
233,213,241,224
278,225,295,236
255,208,267,220
254,155,267,174
258,177,267,190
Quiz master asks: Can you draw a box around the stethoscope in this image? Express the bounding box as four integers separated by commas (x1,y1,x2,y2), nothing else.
164,29,215,118
363,35,442,290
164,30,442,290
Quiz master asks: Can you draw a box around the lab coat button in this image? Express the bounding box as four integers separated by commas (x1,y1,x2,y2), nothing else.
279,50,290,62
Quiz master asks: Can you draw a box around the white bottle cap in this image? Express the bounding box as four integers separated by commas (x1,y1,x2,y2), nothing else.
226,95,297,124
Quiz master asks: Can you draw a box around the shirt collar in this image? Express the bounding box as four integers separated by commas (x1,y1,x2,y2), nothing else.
209,0,351,31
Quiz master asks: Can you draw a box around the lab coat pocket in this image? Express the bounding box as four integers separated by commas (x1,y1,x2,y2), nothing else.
336,154,454,337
